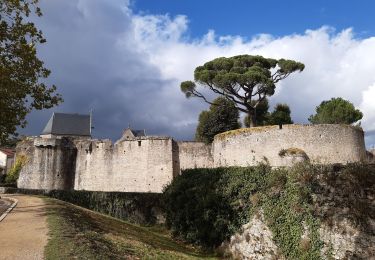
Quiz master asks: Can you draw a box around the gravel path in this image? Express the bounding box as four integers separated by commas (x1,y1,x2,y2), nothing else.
0,195,49,260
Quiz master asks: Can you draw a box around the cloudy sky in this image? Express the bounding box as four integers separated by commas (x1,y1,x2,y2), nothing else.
20,0,375,147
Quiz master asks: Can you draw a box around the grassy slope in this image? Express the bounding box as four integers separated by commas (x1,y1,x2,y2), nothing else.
43,197,217,260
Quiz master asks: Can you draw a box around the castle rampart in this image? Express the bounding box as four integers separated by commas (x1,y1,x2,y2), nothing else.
176,141,214,170
16,124,367,193
213,124,366,167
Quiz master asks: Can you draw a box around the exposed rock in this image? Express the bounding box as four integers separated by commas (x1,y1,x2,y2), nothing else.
320,219,375,259
223,211,283,260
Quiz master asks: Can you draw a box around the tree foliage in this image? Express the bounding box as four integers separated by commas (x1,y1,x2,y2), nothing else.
195,97,240,144
244,101,293,127
181,55,304,127
308,97,363,125
268,103,293,125
0,0,62,144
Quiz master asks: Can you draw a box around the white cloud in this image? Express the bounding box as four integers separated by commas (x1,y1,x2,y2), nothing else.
131,17,375,143
360,83,375,129
23,1,375,147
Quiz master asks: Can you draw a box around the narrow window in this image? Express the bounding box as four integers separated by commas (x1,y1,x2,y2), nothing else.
138,141,141,147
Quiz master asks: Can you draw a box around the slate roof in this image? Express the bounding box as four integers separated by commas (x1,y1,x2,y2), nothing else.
131,129,146,137
42,113,91,136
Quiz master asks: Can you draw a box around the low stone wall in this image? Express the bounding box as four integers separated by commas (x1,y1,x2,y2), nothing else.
213,124,366,167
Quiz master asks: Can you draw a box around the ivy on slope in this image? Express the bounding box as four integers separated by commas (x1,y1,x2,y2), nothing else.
163,164,324,258
260,165,323,259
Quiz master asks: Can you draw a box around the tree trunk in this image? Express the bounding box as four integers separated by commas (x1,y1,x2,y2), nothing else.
248,111,256,127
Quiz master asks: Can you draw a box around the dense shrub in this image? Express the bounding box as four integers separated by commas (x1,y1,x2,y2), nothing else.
5,155,27,185
49,190,163,225
163,165,271,247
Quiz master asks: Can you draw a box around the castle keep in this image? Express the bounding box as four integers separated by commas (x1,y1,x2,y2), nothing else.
16,118,367,193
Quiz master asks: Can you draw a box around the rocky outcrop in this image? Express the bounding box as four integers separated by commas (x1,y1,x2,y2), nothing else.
223,211,282,260
223,167,375,259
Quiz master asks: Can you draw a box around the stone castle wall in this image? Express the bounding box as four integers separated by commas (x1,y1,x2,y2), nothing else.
176,141,214,170
369,149,375,162
74,137,175,193
17,138,76,190
17,124,367,193
213,124,366,167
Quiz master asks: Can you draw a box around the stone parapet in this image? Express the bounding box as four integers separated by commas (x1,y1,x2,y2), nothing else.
34,137,61,147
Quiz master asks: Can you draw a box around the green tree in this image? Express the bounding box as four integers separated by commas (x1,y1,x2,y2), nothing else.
244,100,293,127
195,97,240,144
244,98,270,127
268,103,293,125
308,97,363,124
181,55,304,127
0,0,62,145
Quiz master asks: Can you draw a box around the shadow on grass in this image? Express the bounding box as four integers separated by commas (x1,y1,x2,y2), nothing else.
43,198,217,260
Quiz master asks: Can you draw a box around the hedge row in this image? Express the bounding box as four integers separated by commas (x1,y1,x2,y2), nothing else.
1,188,163,225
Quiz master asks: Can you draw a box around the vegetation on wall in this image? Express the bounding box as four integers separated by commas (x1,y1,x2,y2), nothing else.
5,155,27,184
278,147,308,159
163,163,375,259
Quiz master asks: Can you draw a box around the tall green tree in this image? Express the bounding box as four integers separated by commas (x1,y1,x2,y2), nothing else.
195,97,240,144
0,0,62,144
244,98,270,127
181,55,304,127
268,103,293,125
308,97,363,124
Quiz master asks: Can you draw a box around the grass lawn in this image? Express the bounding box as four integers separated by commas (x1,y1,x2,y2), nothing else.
43,197,218,260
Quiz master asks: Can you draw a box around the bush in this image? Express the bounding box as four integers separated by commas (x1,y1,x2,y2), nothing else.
3,188,163,225
163,165,270,247
5,155,27,185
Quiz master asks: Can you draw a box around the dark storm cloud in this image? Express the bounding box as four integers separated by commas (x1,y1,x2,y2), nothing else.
20,0,201,140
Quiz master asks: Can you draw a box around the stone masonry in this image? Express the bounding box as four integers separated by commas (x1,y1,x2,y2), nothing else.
17,124,367,193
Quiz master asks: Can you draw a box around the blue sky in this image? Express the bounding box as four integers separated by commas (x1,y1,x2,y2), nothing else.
19,0,375,147
132,0,374,38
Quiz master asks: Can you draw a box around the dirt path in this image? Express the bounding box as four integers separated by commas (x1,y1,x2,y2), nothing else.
0,195,49,260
